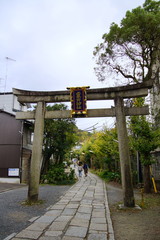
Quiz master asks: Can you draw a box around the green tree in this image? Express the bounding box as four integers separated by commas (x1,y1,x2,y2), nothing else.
41,104,78,175
93,0,160,194
94,0,160,85
128,98,160,192
79,132,95,167
80,127,119,172
91,128,119,171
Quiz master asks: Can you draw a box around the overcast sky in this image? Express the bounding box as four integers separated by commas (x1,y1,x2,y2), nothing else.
0,0,145,131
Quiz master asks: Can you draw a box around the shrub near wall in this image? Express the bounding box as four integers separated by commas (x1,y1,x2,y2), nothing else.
41,164,76,185
92,169,121,183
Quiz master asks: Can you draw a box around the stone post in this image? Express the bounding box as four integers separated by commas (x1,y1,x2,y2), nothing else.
28,101,45,202
114,96,135,207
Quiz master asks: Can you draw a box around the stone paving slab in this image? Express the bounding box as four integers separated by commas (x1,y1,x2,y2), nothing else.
15,229,43,239
92,211,106,218
35,215,57,223
89,222,108,231
54,215,73,222
91,217,107,223
10,172,115,240
48,221,68,231
65,203,79,208
62,236,83,240
78,206,92,214
74,212,91,220
12,238,33,240
50,204,66,210
62,208,77,215
88,233,108,240
26,222,49,231
44,230,63,237
70,218,90,227
44,209,62,216
39,237,61,240
65,226,88,238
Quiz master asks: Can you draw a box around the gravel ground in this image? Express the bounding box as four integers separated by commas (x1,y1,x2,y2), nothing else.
106,182,160,240
0,184,71,240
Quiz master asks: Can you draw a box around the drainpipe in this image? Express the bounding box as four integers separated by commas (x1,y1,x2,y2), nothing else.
19,120,24,183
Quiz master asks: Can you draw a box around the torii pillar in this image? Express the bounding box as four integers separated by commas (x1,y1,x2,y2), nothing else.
28,101,45,202
115,96,135,207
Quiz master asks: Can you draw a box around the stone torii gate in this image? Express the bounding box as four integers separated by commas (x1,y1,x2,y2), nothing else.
13,80,153,207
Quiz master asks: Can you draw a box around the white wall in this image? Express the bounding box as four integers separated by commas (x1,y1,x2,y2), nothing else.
0,93,28,114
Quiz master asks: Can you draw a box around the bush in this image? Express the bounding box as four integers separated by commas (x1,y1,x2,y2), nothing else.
41,164,76,185
106,172,121,182
92,170,121,182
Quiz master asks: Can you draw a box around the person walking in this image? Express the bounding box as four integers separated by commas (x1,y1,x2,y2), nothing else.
83,162,89,177
78,162,83,177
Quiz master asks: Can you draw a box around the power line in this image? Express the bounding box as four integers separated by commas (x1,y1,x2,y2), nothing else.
82,123,98,131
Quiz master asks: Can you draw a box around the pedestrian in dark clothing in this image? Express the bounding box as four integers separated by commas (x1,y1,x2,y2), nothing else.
83,162,88,177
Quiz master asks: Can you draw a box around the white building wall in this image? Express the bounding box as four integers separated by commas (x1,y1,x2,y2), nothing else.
0,93,29,114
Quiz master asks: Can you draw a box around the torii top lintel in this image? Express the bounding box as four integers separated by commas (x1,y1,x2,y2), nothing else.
13,80,153,104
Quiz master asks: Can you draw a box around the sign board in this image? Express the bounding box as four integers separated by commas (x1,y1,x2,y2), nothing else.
67,86,89,117
8,168,19,177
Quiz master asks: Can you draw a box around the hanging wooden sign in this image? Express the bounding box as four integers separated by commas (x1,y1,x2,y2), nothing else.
67,86,89,117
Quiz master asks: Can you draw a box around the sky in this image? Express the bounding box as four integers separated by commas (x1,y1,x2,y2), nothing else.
0,0,145,131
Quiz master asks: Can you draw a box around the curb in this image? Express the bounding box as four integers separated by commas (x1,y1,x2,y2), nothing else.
104,182,115,240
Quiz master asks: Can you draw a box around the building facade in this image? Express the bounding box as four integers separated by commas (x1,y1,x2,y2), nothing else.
0,93,33,183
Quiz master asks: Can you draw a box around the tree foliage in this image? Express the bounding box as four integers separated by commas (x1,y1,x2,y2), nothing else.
41,104,78,175
94,0,160,84
80,127,119,172
128,98,160,164
129,115,159,165
128,97,160,192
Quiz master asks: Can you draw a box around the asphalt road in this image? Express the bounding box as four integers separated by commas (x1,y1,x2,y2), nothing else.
0,183,71,240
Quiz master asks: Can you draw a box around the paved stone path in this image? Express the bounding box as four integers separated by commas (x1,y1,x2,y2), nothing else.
9,173,115,240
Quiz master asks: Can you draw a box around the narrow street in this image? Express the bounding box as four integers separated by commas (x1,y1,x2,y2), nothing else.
0,183,71,240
